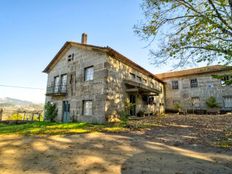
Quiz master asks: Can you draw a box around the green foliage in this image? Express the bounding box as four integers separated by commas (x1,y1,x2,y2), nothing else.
7,113,42,121
44,102,58,122
212,74,232,85
0,121,127,135
206,96,219,108
119,110,129,126
135,0,232,67
8,113,23,120
173,103,182,111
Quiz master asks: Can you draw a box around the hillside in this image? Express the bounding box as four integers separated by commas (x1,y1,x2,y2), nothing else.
0,97,34,106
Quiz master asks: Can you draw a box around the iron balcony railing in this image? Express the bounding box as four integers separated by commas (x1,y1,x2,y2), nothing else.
46,85,67,96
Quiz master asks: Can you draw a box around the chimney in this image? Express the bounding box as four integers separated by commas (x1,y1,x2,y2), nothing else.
81,33,87,44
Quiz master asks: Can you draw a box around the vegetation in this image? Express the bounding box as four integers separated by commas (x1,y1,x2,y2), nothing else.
0,121,127,135
7,112,41,121
44,102,58,122
137,110,145,117
173,103,182,112
206,96,219,108
135,0,232,68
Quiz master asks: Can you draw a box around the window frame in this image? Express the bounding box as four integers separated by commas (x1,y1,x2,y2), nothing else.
190,79,198,88
171,80,179,90
84,66,94,81
60,74,67,93
54,76,60,93
67,53,74,62
223,96,232,108
82,100,93,116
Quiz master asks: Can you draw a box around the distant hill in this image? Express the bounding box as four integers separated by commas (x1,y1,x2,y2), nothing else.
0,97,33,106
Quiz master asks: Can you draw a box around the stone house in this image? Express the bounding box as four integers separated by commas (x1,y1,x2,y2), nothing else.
156,66,232,113
43,34,164,123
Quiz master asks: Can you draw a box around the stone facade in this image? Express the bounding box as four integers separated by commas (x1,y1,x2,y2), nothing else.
44,36,231,123
44,41,164,123
105,55,164,119
156,68,232,112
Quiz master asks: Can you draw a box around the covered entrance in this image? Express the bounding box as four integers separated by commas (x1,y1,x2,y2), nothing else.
124,79,161,117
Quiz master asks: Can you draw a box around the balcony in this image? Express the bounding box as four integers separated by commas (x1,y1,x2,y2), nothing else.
124,79,161,95
46,85,67,96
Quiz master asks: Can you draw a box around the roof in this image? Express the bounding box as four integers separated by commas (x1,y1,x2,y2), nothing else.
43,41,163,83
156,65,232,80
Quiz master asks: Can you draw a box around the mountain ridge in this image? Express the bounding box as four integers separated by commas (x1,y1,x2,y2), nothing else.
0,97,34,106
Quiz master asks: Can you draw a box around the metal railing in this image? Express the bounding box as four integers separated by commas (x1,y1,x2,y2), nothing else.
46,85,67,96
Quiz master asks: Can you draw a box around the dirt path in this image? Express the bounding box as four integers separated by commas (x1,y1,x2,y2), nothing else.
0,132,232,174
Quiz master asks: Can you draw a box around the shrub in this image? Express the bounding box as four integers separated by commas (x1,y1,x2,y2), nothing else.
173,103,182,111
137,110,144,117
206,96,219,108
44,102,58,122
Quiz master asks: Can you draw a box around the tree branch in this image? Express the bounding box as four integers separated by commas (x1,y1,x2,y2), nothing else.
208,0,232,31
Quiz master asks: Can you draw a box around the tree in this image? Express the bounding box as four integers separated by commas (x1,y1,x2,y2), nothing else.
206,96,219,108
44,102,58,122
135,0,232,67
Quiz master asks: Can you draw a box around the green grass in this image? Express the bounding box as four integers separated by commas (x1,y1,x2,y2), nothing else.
0,121,128,135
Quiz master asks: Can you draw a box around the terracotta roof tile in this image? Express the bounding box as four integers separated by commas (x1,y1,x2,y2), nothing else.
155,65,232,80
43,42,163,83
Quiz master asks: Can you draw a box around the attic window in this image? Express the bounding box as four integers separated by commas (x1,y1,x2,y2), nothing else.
67,53,74,62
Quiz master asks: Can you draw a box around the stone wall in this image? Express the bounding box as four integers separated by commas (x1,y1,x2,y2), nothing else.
46,46,107,123
105,55,164,118
163,71,232,111
45,45,165,123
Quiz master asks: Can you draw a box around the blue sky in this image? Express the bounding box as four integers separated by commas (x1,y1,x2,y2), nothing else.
0,0,175,103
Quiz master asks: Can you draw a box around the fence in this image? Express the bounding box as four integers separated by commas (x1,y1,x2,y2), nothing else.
0,108,43,122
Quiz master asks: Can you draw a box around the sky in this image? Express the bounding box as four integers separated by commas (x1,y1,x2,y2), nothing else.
0,0,191,103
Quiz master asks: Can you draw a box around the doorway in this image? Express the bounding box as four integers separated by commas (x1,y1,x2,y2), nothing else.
129,95,136,116
62,101,70,123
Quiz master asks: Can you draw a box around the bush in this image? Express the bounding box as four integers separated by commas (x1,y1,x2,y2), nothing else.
173,103,182,111
137,110,144,117
206,96,219,108
44,102,58,122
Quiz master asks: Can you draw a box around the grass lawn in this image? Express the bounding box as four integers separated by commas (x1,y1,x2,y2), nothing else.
0,121,128,135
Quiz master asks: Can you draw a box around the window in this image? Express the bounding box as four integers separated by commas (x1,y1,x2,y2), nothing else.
192,97,200,107
130,73,135,79
60,74,67,93
223,96,232,108
67,53,74,62
83,100,93,115
54,76,60,93
221,75,231,86
172,80,179,89
84,66,94,81
136,76,142,82
190,79,198,88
